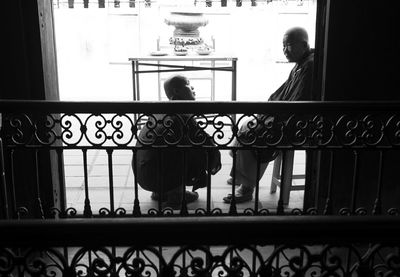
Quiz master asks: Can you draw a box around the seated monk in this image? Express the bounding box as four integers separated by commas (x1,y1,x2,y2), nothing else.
134,74,221,207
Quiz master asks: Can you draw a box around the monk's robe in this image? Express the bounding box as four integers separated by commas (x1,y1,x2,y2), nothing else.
231,51,315,186
269,50,314,102
134,114,221,193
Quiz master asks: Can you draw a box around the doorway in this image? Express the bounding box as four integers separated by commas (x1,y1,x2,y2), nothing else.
51,0,318,213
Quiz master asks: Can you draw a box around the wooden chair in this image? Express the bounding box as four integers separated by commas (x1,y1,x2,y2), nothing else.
270,150,305,205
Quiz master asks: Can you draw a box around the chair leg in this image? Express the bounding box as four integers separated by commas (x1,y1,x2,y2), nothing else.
270,152,282,193
281,151,295,205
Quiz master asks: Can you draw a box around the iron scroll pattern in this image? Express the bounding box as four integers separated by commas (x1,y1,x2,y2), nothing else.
1,112,400,148
0,244,399,276
2,110,400,218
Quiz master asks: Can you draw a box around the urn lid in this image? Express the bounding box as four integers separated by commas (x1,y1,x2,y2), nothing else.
169,7,207,14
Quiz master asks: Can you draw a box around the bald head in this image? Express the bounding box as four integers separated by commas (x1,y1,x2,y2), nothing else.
284,27,309,44
164,75,186,100
282,27,310,63
164,75,196,101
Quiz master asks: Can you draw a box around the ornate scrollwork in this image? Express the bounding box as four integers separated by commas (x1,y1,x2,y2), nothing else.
136,114,156,145
387,208,400,216
115,207,127,216
210,208,223,215
194,208,207,216
188,114,209,146
49,207,62,218
3,105,400,219
290,208,304,215
98,207,111,217
110,114,135,146
355,207,368,215
0,248,16,275
136,114,187,146
0,244,399,276
257,116,285,148
118,246,166,277
319,244,362,276
363,245,400,276
335,115,362,146
285,114,311,146
210,114,235,146
2,109,399,148
4,113,35,145
261,245,321,276
70,247,115,277
258,208,271,215
60,113,85,146
217,245,264,277
385,114,400,146
168,245,215,277
235,114,259,145
161,114,185,146
147,207,177,217
147,208,161,216
16,206,29,218
34,114,58,145
64,207,78,217
243,208,256,215
23,248,67,277
161,208,175,216
83,114,108,146
309,114,335,146
303,207,318,215
360,114,385,146
331,113,388,147
234,114,285,148
338,207,352,216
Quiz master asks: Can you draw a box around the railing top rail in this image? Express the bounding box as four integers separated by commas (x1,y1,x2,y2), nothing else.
2,99,400,149
1,216,400,246
1,100,400,113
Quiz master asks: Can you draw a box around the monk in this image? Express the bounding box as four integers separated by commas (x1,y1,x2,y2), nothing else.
223,26,315,203
134,75,221,207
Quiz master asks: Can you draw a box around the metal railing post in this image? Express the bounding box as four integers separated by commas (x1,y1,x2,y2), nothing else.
0,113,9,219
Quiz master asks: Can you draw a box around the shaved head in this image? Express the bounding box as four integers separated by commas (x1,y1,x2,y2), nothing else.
282,27,310,63
284,27,309,44
164,75,196,101
164,75,187,100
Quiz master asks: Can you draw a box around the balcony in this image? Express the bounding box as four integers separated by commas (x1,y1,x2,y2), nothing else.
62,140,306,216
1,100,400,276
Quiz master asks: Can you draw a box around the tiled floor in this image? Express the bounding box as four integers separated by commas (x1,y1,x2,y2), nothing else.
64,147,306,214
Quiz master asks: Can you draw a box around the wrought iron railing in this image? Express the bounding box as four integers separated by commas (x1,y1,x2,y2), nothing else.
1,216,400,276
1,100,400,219
1,100,400,276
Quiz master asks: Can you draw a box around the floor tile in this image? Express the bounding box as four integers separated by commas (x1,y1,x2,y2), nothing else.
64,146,306,213
65,176,84,188
89,164,130,177
64,165,85,177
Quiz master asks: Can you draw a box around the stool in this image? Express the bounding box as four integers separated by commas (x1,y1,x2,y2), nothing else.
270,150,305,205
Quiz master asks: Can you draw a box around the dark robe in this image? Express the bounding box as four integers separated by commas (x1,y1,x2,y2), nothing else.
269,50,315,101
236,51,315,161
231,50,315,185
134,114,221,193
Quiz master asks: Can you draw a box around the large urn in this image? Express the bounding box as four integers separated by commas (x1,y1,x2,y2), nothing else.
165,11,209,46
